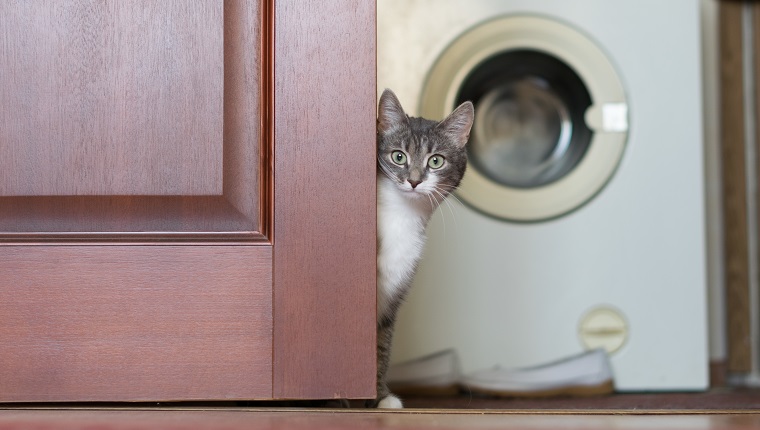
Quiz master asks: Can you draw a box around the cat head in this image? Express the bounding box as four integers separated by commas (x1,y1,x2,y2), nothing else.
377,89,474,200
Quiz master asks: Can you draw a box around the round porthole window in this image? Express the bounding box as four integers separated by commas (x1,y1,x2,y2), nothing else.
460,50,593,190
420,16,628,222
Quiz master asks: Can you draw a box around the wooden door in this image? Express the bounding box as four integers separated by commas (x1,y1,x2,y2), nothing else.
0,0,376,402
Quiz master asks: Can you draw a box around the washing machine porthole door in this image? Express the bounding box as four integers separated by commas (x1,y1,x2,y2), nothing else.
420,15,628,222
470,76,578,189
460,49,594,190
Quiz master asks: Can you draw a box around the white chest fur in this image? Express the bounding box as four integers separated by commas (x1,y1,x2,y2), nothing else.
376,175,434,321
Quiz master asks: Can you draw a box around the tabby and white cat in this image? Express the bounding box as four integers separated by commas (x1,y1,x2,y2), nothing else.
371,89,474,408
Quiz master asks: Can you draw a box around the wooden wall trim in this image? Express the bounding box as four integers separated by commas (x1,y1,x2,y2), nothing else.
720,0,752,372
272,0,377,399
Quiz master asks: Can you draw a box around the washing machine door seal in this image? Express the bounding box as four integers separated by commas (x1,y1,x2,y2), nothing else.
421,15,628,222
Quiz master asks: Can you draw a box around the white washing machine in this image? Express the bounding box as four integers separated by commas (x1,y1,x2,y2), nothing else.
378,0,708,390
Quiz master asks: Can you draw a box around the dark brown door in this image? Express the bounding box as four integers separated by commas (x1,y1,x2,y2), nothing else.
0,0,376,402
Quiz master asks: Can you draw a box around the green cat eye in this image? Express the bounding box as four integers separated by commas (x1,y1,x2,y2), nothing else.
391,150,407,165
428,154,445,169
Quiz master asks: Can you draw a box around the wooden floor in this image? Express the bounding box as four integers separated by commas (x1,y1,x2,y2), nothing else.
2,390,760,429
1,408,760,430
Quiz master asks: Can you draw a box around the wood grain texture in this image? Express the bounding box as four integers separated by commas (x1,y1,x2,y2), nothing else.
3,409,760,430
719,0,752,372
224,0,262,229
0,0,263,239
0,246,272,402
273,0,377,399
0,1,224,196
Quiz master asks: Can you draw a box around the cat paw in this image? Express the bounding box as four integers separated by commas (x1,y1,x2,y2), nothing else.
377,394,403,409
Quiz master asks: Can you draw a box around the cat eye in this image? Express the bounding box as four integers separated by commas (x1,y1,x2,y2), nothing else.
428,154,445,169
391,150,407,165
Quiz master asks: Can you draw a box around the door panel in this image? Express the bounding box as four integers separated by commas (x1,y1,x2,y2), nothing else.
0,246,272,402
0,0,262,239
0,0,272,402
1,1,224,197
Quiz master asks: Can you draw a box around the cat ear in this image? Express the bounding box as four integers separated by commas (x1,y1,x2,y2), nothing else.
378,89,408,135
436,101,474,148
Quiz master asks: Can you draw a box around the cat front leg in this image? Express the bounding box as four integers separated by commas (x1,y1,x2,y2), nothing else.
365,320,403,409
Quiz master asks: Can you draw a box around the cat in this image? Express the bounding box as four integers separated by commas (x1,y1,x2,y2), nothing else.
370,89,474,408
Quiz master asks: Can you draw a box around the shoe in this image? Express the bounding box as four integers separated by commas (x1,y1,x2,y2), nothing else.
387,349,461,396
461,348,615,397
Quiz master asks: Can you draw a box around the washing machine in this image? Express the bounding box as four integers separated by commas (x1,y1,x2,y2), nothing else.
378,0,708,390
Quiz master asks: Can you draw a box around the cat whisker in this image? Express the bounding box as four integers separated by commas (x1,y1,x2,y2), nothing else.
428,193,446,241
436,183,466,208
435,182,460,191
426,188,447,238
431,187,458,230
378,163,397,182
430,192,449,236
443,190,465,208
425,190,436,212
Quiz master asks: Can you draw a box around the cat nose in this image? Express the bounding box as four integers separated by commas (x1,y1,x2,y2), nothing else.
408,179,421,189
